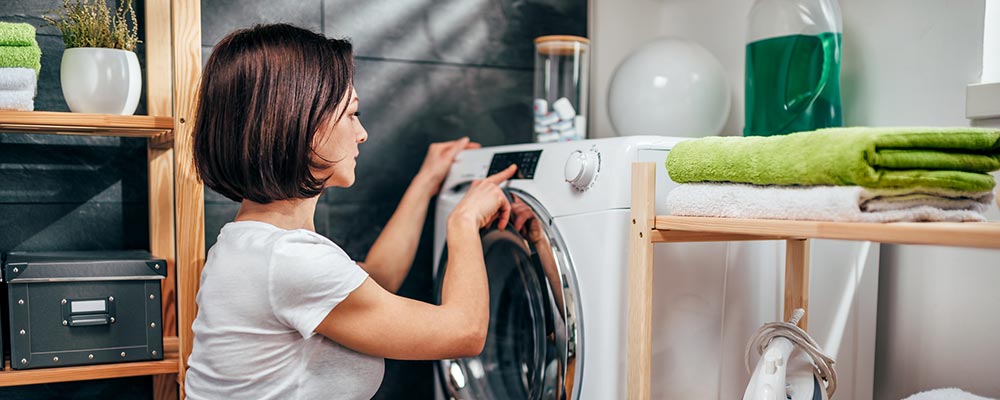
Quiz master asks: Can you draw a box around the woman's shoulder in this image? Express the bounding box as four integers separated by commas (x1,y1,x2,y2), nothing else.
220,220,352,263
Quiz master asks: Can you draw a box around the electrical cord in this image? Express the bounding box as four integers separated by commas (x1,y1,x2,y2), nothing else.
744,309,838,399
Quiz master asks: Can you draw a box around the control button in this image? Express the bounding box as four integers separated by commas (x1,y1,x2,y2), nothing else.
564,149,600,191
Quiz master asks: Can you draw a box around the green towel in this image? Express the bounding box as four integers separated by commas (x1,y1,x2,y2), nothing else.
0,45,42,75
0,23,38,47
665,127,1000,191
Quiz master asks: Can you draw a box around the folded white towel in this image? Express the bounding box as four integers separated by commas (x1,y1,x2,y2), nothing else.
0,67,36,91
903,387,995,400
0,88,35,111
665,183,994,222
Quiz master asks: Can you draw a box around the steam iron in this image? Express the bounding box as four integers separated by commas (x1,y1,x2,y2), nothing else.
743,309,837,400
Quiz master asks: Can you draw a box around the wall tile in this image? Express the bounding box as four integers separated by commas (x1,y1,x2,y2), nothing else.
323,0,586,69
0,202,149,252
201,0,323,45
322,58,533,207
0,139,148,203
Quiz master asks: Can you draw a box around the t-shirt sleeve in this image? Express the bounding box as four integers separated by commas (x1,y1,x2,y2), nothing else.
267,231,369,338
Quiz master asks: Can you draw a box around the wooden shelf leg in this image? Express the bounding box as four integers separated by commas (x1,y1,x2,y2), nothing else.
784,239,811,330
628,162,656,400
147,0,178,398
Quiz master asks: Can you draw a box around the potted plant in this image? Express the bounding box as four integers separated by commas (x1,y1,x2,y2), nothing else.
45,0,141,115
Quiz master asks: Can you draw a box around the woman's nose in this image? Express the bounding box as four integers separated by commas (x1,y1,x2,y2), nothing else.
358,126,368,143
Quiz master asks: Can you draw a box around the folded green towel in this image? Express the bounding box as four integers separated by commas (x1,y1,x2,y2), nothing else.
665,127,1000,191
0,23,38,47
0,45,41,75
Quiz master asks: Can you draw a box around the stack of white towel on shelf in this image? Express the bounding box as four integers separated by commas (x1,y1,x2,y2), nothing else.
902,388,996,400
0,22,42,111
0,67,37,111
667,184,995,223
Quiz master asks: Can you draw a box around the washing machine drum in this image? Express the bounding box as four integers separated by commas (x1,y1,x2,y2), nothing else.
435,192,581,400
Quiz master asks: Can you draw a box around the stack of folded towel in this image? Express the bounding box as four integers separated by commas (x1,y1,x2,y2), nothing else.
664,127,1000,222
902,387,994,400
0,22,41,111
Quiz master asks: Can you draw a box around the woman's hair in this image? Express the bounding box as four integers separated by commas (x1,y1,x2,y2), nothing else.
192,23,354,203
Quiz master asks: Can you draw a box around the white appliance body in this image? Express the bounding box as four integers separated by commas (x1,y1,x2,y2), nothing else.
432,137,878,399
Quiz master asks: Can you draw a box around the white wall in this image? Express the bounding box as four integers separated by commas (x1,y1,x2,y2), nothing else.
589,0,667,138
592,0,1000,398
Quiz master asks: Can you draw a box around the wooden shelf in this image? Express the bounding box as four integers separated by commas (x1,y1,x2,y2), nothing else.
0,336,180,387
656,216,1000,249
0,355,179,387
0,110,173,146
627,162,1000,399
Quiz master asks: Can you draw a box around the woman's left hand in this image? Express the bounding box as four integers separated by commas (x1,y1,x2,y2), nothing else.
416,137,481,189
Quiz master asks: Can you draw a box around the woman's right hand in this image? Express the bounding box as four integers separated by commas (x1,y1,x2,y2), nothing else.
318,163,518,361
449,164,518,230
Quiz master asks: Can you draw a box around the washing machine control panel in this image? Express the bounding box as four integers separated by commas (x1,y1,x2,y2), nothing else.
487,150,542,179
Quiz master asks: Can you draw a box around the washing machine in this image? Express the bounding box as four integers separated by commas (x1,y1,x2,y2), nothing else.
431,136,878,399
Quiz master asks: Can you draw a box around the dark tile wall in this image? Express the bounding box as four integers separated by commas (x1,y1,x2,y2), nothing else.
201,0,584,398
0,0,153,398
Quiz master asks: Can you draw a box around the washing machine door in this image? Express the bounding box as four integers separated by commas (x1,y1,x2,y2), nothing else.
435,190,581,400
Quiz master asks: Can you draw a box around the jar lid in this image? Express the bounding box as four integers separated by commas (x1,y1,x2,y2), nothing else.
535,35,589,55
534,35,590,45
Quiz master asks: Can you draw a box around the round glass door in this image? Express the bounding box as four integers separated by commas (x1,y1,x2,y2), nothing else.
436,191,581,400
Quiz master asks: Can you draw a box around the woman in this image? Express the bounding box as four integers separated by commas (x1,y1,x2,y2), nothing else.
185,24,516,399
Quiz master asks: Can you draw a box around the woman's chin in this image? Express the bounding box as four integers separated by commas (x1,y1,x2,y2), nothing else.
327,175,355,188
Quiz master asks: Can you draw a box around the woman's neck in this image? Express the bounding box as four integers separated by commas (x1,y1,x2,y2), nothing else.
235,196,319,231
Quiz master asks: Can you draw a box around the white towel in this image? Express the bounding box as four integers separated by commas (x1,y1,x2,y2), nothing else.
902,388,995,400
665,183,994,222
0,67,36,91
0,88,34,111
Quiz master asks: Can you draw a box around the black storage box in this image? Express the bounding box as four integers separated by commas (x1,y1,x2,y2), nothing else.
2,250,166,370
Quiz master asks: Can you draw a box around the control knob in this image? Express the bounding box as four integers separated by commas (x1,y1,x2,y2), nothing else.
564,149,599,191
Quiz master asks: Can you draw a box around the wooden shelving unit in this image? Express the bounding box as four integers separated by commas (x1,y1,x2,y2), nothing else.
0,0,204,398
626,162,1000,400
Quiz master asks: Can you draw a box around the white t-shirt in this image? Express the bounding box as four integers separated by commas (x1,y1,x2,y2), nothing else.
185,220,384,400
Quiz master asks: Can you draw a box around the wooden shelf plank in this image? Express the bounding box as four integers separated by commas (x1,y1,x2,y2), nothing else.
655,215,1000,249
0,337,179,387
0,355,179,387
0,110,173,140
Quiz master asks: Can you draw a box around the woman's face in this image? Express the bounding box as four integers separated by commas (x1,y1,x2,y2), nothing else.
313,86,368,188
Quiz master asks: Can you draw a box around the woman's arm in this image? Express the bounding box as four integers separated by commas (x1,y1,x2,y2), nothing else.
316,165,516,360
359,173,436,293
362,137,479,293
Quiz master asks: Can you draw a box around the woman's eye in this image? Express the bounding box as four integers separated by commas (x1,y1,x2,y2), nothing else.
353,111,361,118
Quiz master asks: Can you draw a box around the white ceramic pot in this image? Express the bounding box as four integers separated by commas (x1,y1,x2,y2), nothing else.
60,47,141,115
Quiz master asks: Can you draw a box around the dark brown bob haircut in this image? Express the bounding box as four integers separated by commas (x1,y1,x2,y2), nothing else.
193,23,354,203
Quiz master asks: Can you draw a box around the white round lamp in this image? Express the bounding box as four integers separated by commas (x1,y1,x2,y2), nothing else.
608,38,731,137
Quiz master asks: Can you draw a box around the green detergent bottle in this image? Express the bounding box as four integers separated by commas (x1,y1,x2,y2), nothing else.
744,0,843,136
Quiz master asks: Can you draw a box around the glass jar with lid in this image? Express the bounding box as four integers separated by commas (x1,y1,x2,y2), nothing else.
534,35,590,143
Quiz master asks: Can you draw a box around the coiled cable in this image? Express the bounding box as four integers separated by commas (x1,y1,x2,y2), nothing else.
744,309,838,398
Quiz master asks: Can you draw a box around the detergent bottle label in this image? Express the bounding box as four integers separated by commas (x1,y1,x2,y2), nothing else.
744,32,843,136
